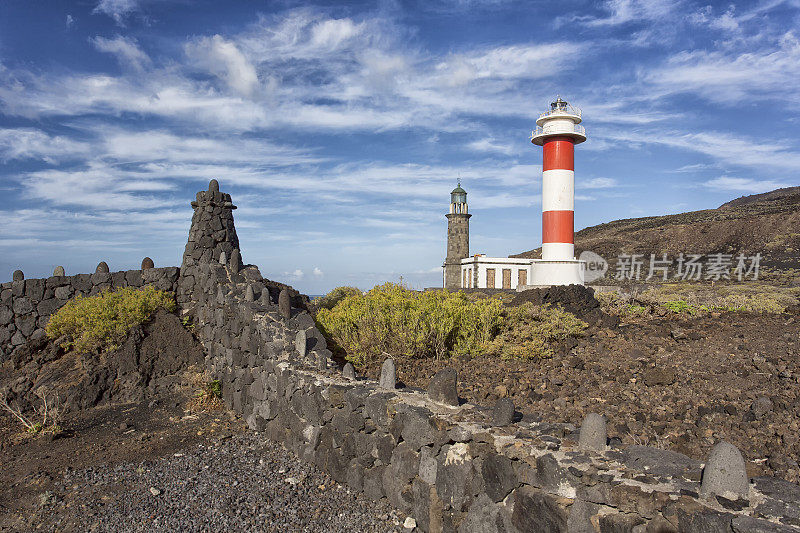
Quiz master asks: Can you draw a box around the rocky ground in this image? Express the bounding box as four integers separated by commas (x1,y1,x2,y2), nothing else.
360,292,800,485
0,311,404,532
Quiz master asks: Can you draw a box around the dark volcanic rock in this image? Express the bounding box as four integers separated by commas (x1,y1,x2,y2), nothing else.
4,310,204,416
278,289,291,319
427,368,459,406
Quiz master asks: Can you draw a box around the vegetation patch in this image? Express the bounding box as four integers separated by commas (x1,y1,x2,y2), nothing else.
597,283,800,318
485,303,588,360
315,283,502,367
316,284,589,367
187,370,224,412
0,388,62,437
46,286,177,354
313,286,362,311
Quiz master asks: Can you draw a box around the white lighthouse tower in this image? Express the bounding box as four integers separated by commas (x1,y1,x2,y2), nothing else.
529,96,586,286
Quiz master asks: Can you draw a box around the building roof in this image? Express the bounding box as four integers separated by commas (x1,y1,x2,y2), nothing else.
451,185,466,194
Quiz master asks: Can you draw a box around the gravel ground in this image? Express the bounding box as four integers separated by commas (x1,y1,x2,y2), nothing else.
38,433,404,532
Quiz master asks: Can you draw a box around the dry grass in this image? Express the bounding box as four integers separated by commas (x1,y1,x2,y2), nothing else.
185,369,223,412
597,282,800,317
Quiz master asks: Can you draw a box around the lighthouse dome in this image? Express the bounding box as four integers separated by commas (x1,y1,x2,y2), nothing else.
450,183,467,204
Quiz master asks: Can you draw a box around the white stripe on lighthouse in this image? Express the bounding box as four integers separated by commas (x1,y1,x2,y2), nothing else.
542,169,575,212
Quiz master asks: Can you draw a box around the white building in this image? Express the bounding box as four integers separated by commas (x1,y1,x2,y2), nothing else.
459,255,535,290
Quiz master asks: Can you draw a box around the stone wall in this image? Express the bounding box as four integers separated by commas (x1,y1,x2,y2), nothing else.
186,254,800,532
0,264,179,362
178,182,800,533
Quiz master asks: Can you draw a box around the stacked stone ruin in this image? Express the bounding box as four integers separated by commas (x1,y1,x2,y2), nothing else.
2,180,799,532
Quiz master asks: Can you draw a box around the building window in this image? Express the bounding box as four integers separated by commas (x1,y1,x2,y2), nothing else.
486,268,495,288
518,269,527,286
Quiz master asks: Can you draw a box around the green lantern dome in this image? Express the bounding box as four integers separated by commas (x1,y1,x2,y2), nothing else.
450,180,467,205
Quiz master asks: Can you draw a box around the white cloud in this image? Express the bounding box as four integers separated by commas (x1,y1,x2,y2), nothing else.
704,177,792,193
313,267,323,278
66,15,75,29
93,0,140,25
434,43,584,86
467,137,515,155
310,18,364,49
643,31,800,104
0,129,91,163
92,35,151,72
185,35,259,97
581,178,618,189
599,127,800,172
578,0,682,27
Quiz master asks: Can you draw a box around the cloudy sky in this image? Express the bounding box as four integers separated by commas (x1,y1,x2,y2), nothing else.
1,0,799,293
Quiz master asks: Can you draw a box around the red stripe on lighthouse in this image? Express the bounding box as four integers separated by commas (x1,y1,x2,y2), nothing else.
542,210,574,243
542,137,574,171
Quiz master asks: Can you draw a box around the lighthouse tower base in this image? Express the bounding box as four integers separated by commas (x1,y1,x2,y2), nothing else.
519,259,585,290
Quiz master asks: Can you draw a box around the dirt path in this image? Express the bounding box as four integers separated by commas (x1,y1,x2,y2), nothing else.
0,398,402,532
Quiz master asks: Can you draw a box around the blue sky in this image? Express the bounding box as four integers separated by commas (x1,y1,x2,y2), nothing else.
1,0,799,294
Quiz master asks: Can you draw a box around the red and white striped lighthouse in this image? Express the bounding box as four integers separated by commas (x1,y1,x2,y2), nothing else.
529,97,586,286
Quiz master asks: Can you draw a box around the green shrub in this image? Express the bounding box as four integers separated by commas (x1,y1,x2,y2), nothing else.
486,303,588,360
46,286,176,353
315,283,502,367
314,286,363,311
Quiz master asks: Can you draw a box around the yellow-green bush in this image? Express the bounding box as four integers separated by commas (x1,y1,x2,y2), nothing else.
486,303,588,360
46,286,176,353
315,283,502,367
314,286,362,311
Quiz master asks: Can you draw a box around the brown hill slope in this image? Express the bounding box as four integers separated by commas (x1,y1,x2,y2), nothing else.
512,187,800,279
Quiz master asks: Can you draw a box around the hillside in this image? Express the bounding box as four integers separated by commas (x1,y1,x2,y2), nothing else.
512,186,800,280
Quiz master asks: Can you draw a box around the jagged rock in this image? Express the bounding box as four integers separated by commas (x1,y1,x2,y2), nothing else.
296,330,307,357
511,486,568,532
701,441,749,500
12,270,24,281
95,262,109,273
427,368,459,406
278,289,291,319
379,357,396,390
491,398,514,426
52,266,65,277
481,454,516,502
141,257,154,270
229,248,241,274
343,362,355,380
621,445,701,479
578,413,606,452
208,178,219,192
219,251,227,265
245,285,255,302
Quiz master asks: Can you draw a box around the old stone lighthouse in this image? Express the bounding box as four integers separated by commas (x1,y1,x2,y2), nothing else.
442,182,470,289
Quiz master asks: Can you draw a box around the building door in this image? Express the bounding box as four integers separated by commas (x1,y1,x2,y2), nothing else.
518,269,527,287
486,268,495,288
502,269,511,289
462,269,467,288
